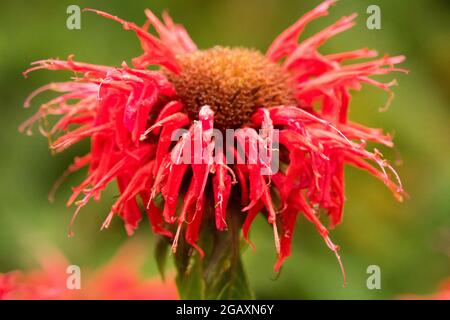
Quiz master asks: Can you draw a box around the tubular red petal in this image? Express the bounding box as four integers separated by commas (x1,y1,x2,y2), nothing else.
235,165,249,205
293,191,346,285
102,162,154,230
326,48,378,62
84,8,180,73
242,201,264,250
144,9,197,55
274,205,298,273
185,195,206,257
267,0,336,61
116,175,142,236
154,101,184,130
140,112,190,140
141,192,173,238
48,154,92,203
284,14,357,69
213,156,232,230
162,163,188,223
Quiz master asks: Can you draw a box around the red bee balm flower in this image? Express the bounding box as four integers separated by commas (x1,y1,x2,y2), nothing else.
22,0,406,291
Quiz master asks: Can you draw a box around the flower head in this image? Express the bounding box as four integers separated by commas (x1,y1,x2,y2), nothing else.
21,0,406,279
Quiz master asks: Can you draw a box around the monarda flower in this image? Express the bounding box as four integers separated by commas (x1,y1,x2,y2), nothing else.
21,0,406,297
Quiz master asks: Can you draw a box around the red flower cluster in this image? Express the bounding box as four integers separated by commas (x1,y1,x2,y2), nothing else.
22,0,406,277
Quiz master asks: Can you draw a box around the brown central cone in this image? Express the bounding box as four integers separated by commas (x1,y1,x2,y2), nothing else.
164,46,297,129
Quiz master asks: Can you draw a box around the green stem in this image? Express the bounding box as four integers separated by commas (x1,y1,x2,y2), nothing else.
168,202,253,299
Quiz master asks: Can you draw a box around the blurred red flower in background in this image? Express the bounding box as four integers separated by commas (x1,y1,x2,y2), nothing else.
21,0,406,278
401,278,450,300
0,242,178,300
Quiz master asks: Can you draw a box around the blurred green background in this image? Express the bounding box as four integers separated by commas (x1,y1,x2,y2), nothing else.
0,0,449,299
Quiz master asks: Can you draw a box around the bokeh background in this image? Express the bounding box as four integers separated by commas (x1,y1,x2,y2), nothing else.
0,0,449,299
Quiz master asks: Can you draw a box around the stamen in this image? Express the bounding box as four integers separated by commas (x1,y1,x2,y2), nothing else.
324,236,347,287
273,221,281,255
101,211,115,230
171,222,183,253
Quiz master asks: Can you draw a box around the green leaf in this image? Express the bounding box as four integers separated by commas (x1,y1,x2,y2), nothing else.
173,228,205,299
154,236,170,281
173,202,253,300
203,230,252,299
